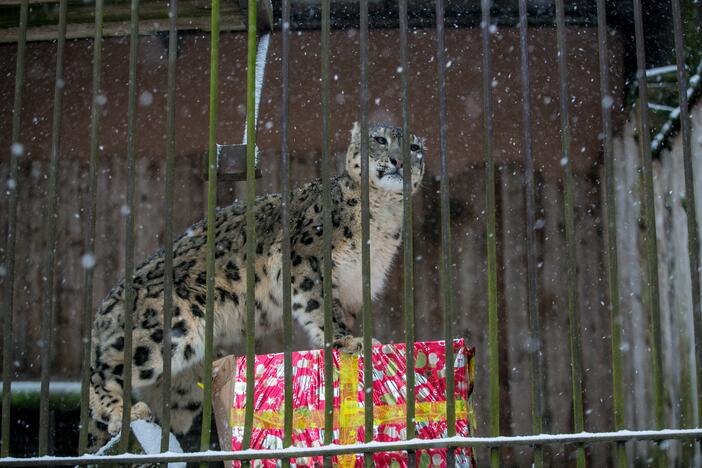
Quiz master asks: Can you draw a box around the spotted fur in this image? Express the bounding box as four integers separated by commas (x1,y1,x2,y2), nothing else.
87,122,426,451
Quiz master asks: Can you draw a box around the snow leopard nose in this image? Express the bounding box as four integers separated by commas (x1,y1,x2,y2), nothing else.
389,157,403,169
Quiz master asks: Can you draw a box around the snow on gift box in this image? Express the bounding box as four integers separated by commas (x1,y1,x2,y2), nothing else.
224,339,476,467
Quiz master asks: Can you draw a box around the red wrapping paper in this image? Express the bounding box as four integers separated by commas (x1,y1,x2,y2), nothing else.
230,339,476,467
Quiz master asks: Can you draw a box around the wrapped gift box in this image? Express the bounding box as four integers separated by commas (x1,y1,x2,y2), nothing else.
214,339,476,467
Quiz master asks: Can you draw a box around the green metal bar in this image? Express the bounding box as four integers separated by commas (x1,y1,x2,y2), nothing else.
359,0,373,463
241,0,257,457
1,0,27,457
117,0,140,452
5,429,702,466
200,0,219,457
517,1,543,466
159,0,178,456
398,0,415,465
77,0,104,453
553,1,585,466
632,0,664,440
36,0,66,456
632,1,666,465
480,1,499,466
320,0,333,464
435,1,455,464
281,0,292,465
671,0,702,436
596,0,626,466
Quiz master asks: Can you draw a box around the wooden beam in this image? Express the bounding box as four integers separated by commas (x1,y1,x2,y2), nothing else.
0,15,245,42
0,0,60,5
0,0,246,42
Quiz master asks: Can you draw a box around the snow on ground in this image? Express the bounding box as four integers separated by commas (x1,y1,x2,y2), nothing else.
94,420,186,468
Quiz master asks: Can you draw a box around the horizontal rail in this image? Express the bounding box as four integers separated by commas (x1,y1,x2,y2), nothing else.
0,382,80,410
0,17,246,43
0,381,80,394
1,429,702,466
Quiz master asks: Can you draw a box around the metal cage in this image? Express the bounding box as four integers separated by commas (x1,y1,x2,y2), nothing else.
1,0,701,466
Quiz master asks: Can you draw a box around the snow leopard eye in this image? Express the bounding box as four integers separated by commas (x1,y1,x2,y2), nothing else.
374,136,388,145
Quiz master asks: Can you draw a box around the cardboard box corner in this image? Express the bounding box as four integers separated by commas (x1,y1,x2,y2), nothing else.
212,354,237,464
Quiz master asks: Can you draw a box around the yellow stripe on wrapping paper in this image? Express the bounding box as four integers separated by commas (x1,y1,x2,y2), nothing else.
338,353,359,467
230,400,470,431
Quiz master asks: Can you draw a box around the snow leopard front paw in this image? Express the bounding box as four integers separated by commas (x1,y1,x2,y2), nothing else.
130,401,154,424
106,401,154,435
333,336,381,354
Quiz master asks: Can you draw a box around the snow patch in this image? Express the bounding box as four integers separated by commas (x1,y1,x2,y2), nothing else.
646,65,678,78
93,420,185,468
650,59,702,154
130,420,185,468
242,32,271,167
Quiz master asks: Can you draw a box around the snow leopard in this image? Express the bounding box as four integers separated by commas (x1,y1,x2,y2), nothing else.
87,121,426,451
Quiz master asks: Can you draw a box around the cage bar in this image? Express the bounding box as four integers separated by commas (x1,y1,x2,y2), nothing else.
596,0,626,466
398,0,416,465
77,0,105,454
320,0,333,461
241,0,258,458
553,1,585,466
480,1,499,466
36,0,67,456
434,1,455,465
0,0,27,458
670,0,702,432
200,0,220,455
359,0,373,467
117,0,140,452
597,0,628,468
517,1,544,466
632,0,664,438
159,0,178,456
280,0,293,465
359,0,373,465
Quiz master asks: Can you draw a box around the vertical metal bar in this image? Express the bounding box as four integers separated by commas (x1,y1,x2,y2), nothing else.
398,0,415,466
281,0,293,465
480,1,499,467
200,0,220,456
517,1,543,466
37,0,68,455
240,0,257,456
671,0,702,434
435,1,455,464
553,2,585,466
596,0,626,465
160,0,178,455
632,0,664,437
1,0,28,457
320,0,334,463
117,0,140,452
359,0,373,464
77,0,104,453
0,14,25,466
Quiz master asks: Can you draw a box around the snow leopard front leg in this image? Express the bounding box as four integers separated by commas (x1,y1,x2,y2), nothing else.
290,253,359,352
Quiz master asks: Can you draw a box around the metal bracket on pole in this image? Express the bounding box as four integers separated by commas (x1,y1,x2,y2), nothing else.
208,0,272,182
